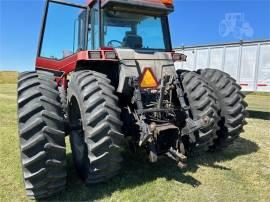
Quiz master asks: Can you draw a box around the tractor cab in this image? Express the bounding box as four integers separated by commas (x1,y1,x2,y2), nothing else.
89,0,173,51
36,0,180,92
37,0,173,59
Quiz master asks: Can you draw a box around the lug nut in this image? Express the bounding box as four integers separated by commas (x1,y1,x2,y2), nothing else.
203,116,209,123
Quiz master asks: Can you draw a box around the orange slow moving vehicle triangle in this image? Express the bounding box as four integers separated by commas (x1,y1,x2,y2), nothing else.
139,68,159,89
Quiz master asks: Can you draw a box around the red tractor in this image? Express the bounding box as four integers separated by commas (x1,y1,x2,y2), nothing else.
17,0,247,199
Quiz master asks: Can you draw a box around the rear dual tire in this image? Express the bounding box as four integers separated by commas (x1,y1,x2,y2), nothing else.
17,70,124,199
197,69,248,147
17,71,66,199
67,70,124,183
180,71,220,150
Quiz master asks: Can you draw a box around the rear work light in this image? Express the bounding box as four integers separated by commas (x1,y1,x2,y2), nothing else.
89,51,101,59
105,51,117,59
139,68,159,89
172,53,187,62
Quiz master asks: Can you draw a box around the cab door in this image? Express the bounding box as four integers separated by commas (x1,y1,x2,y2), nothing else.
37,0,89,60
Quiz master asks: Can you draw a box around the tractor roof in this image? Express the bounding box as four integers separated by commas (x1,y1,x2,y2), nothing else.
87,0,174,14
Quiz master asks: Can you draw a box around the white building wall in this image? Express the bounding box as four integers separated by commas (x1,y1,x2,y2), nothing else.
174,40,270,92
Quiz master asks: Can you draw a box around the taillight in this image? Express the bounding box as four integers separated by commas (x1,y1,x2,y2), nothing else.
139,68,159,89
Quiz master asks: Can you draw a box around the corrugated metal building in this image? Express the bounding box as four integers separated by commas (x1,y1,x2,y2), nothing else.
174,40,270,92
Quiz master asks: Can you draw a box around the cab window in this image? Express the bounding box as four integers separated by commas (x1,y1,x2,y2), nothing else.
40,2,87,60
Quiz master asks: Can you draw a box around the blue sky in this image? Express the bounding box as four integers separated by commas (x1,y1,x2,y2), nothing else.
0,0,269,71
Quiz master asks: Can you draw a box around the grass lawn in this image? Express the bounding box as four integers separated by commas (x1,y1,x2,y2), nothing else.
0,71,18,84
246,93,270,112
0,74,270,201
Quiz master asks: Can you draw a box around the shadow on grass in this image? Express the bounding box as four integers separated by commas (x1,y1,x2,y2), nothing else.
247,110,270,120
43,137,259,201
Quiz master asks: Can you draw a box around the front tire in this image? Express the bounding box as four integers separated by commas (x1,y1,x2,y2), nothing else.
17,71,66,199
67,70,124,184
